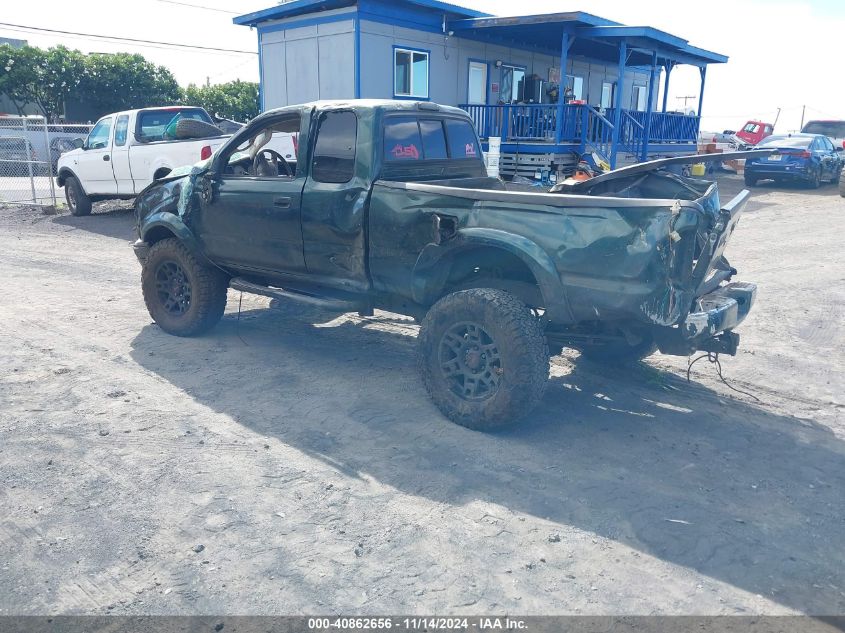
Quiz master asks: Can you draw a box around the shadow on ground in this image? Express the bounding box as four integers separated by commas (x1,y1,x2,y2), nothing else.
130,300,845,615
52,203,135,241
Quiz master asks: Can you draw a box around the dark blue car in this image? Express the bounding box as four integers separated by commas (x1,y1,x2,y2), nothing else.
744,133,843,188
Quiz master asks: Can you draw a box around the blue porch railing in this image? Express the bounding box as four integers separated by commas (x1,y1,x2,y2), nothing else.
459,103,700,160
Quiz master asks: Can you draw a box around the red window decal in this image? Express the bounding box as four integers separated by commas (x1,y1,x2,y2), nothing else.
391,143,420,159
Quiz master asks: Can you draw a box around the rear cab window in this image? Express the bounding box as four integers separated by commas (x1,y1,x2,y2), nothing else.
136,108,213,142
383,116,481,162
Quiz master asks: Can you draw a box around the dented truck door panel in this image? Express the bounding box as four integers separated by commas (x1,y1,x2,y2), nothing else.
190,111,309,275
300,110,371,293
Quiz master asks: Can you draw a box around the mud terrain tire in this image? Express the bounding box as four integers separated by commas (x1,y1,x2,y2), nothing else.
141,238,228,336
417,288,549,430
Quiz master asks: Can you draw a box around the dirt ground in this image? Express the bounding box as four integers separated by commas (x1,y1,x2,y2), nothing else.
1,174,843,616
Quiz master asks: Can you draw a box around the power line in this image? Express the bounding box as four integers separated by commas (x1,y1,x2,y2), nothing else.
0,22,256,55
150,0,241,14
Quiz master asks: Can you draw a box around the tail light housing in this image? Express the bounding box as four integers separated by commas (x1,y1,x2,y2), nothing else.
200,145,212,160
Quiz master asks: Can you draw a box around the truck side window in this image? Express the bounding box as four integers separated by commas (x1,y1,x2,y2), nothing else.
384,117,422,161
114,115,129,147
311,111,357,183
444,119,481,160
87,118,112,150
419,120,447,159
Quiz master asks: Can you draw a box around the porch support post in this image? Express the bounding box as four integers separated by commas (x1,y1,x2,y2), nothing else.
661,62,674,113
610,40,627,169
697,65,707,116
641,50,658,162
554,30,571,144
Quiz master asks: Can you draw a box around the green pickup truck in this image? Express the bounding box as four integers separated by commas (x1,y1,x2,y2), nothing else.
133,100,758,430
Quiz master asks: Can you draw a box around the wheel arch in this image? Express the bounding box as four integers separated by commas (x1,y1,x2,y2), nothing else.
56,166,81,190
412,228,574,323
141,212,201,255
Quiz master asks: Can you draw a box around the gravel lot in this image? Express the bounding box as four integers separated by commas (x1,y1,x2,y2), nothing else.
1,174,843,616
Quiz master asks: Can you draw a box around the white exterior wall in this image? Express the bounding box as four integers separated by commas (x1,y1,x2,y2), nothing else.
259,8,357,110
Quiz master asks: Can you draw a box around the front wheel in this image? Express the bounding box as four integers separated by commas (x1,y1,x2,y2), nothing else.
141,238,228,336
839,169,845,197
65,176,92,216
417,289,549,431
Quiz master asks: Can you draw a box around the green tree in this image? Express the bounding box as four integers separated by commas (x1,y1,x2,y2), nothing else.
78,52,181,118
182,80,259,122
0,45,85,119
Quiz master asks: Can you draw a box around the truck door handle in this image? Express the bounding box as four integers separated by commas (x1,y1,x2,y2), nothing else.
273,196,291,208
103,155,110,161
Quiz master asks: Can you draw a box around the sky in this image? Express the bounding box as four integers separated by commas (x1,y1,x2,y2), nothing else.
2,0,843,133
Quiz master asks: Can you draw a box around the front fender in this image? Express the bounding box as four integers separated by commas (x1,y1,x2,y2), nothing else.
140,212,201,255
412,227,574,323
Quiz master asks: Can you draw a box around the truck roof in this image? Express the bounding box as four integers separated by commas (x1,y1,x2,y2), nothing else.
261,99,471,119
98,106,209,119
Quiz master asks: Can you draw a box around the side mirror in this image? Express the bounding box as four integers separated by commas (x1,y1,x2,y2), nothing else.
72,138,84,150
835,146,843,152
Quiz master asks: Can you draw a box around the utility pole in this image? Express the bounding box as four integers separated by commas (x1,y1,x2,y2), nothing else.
800,105,806,129
676,95,697,109
773,107,781,128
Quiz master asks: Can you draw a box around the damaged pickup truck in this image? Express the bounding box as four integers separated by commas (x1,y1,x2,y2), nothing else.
133,100,762,430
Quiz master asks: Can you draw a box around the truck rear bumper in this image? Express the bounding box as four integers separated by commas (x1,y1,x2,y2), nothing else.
133,239,150,265
655,281,756,356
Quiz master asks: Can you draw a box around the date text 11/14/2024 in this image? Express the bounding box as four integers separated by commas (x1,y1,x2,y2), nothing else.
307,617,528,631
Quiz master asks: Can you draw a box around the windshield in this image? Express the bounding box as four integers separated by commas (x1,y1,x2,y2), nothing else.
757,135,812,148
801,121,845,138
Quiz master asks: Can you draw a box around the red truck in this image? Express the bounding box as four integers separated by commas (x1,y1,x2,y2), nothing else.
734,120,774,146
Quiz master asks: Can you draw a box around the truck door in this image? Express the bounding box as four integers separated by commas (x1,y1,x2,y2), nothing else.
300,110,370,293
110,114,134,195
73,116,117,195
192,111,307,274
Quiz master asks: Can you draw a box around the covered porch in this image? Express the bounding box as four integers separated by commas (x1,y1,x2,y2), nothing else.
450,12,727,167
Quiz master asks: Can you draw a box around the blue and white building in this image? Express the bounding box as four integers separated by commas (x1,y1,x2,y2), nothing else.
234,0,728,173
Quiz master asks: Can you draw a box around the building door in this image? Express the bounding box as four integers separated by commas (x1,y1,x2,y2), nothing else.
633,85,648,111
600,82,615,110
468,61,488,104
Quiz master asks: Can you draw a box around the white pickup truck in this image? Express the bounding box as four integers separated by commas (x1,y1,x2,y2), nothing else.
56,106,295,216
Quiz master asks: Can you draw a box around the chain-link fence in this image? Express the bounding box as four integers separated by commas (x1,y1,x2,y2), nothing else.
0,116,92,208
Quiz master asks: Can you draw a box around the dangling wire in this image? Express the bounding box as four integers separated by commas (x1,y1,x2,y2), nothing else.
236,291,249,347
687,352,761,403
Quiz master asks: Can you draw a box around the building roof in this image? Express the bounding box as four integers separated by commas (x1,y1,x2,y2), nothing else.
234,1,727,67
449,13,727,66
234,0,489,27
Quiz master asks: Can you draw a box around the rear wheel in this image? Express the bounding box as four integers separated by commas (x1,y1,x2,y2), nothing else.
417,288,549,431
807,167,821,189
743,173,757,187
141,238,228,336
65,176,91,216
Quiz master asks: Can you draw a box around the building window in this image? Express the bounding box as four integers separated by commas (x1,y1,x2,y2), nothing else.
632,85,648,111
394,47,429,99
500,65,525,103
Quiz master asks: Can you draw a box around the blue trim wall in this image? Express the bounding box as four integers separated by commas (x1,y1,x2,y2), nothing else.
354,17,361,98
257,30,265,112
